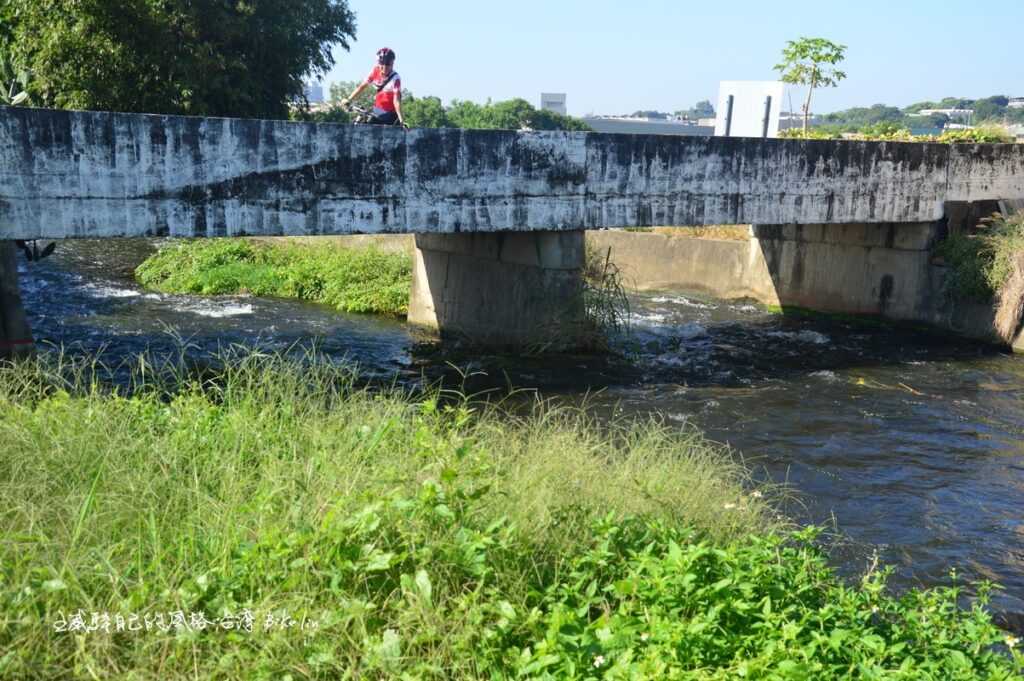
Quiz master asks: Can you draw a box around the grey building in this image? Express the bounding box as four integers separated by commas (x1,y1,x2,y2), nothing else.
540,93,567,115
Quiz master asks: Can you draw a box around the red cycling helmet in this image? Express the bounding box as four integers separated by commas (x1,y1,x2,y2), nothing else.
376,47,396,65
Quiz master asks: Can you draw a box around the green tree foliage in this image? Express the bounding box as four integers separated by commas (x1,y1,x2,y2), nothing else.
403,95,449,128
819,104,904,131
0,0,356,119
309,92,589,131
445,97,589,131
774,37,847,131
675,99,715,120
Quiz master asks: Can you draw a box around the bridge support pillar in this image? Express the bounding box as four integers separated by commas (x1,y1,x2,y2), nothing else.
0,241,33,361
409,230,587,349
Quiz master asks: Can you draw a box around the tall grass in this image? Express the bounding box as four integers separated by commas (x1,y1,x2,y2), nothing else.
0,351,772,678
135,239,412,315
1,352,1018,678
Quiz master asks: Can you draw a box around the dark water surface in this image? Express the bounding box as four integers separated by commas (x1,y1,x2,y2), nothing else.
16,239,1024,615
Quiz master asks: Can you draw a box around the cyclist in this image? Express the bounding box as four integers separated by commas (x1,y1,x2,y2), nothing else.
343,48,406,127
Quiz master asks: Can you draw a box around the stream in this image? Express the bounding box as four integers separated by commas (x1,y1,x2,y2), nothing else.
14,238,1024,619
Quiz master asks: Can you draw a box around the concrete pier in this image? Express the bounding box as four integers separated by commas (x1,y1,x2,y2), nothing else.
0,241,33,361
409,231,586,348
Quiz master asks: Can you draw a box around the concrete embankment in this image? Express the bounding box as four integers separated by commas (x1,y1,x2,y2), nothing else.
587,228,1024,352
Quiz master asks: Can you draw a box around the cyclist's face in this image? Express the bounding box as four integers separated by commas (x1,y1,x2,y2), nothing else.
379,61,393,73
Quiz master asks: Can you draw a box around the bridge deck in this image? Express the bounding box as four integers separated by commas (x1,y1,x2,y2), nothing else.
2,107,1023,240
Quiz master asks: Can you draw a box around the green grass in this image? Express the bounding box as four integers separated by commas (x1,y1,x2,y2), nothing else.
135,239,412,315
0,352,1020,679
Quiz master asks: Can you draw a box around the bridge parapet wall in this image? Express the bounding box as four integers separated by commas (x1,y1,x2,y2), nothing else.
3,107,1024,240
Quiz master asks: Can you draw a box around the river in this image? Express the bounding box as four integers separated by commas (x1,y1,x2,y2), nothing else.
14,239,1024,619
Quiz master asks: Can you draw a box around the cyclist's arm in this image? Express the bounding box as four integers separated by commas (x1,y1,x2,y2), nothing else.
344,81,369,104
394,91,406,126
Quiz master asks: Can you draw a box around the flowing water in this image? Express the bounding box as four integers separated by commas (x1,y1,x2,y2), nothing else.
15,239,1024,618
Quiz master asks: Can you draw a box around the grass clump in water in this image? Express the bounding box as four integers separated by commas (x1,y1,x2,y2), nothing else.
135,239,412,315
936,212,1024,303
0,352,1019,679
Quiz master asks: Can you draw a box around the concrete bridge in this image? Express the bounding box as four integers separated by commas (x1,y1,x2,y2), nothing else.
2,106,1024,354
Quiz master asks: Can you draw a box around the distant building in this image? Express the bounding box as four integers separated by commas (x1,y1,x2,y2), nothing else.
304,83,325,104
581,116,713,137
1008,98,1024,110
540,93,566,115
917,108,972,122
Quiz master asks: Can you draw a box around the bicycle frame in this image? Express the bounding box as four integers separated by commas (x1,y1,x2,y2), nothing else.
341,103,401,126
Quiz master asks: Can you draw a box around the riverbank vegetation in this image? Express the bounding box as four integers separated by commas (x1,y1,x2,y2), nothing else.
936,212,1024,341
779,123,1015,144
135,239,412,315
1,351,1020,679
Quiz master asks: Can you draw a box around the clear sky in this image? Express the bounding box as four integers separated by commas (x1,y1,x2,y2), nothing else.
324,0,1022,117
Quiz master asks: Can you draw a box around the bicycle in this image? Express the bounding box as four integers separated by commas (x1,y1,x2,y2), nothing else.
340,102,407,128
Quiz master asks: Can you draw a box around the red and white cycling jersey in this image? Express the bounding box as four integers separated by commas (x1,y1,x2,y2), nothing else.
365,65,401,113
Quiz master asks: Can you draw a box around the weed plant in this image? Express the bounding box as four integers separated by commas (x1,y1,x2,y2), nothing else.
1,352,1019,679
937,212,1024,301
135,239,412,315
583,246,631,343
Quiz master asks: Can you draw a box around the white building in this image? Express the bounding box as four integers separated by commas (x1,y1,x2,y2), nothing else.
714,81,785,138
1008,98,1024,110
540,93,566,115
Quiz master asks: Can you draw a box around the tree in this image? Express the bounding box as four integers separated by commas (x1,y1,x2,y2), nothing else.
403,95,449,128
675,100,715,120
1,0,356,119
774,37,847,131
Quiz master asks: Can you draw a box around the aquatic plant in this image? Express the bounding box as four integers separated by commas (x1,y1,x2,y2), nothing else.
582,244,632,345
135,239,412,315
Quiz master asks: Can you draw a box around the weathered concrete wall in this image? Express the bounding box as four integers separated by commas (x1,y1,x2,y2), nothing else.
587,229,778,302
588,228,1022,347
409,231,586,347
4,107,1024,240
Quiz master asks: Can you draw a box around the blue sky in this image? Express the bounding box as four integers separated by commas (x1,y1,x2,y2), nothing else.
324,0,1022,116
